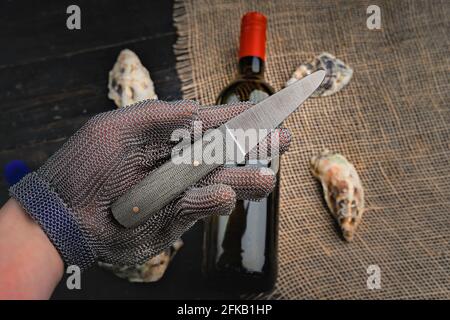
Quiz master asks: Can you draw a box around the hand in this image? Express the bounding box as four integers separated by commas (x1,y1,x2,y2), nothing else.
10,100,291,269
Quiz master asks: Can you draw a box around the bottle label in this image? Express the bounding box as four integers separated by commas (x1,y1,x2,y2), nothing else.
249,90,269,103
223,90,269,105
223,93,240,104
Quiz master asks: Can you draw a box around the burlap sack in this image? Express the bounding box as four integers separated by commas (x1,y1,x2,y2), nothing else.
173,0,450,299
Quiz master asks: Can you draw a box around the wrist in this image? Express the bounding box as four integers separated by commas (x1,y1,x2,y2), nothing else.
0,198,64,299
9,172,96,270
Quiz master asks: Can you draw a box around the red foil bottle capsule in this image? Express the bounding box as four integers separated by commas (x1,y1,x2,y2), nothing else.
239,12,267,61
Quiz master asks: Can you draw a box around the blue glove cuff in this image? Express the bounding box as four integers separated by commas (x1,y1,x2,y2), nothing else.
9,172,96,270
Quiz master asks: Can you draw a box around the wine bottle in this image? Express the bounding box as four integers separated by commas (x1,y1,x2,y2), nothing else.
202,12,280,294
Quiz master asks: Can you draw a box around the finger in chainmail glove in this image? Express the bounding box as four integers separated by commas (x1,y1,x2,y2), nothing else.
9,100,291,270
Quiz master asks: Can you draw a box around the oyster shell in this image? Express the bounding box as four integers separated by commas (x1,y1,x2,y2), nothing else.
310,150,364,241
108,49,157,107
98,239,183,283
287,52,353,97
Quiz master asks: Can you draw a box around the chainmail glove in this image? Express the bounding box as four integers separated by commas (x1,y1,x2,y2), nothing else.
10,100,291,270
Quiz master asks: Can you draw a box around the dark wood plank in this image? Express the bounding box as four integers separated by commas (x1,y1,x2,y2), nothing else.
51,223,240,299
0,0,176,67
0,35,179,149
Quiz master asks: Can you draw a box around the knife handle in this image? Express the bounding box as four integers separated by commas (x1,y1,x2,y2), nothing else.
111,146,221,228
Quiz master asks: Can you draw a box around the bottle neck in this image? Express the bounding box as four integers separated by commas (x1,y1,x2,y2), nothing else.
238,56,265,78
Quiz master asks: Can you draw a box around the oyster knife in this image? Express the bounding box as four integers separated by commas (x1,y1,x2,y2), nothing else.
112,70,325,228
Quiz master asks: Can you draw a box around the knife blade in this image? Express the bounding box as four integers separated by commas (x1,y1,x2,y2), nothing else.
112,70,325,228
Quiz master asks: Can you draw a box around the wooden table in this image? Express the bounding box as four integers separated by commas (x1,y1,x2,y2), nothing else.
0,0,237,299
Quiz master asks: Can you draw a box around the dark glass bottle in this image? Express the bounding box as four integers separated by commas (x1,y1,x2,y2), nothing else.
202,12,280,294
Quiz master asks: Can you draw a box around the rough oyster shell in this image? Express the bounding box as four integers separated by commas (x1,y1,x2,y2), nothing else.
310,150,364,241
98,239,183,283
287,52,353,97
108,49,157,107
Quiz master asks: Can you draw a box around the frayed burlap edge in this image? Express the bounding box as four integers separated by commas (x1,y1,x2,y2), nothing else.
173,0,197,100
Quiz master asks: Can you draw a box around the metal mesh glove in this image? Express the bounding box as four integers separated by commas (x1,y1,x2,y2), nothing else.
10,100,291,270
